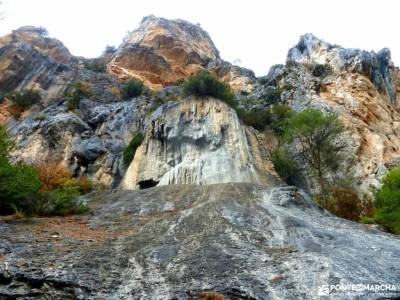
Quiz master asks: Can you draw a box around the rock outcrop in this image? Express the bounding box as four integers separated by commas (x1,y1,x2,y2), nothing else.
1,183,399,299
121,98,278,189
251,34,400,194
108,15,255,91
10,98,151,187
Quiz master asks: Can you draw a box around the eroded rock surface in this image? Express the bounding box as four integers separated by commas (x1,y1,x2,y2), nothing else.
1,183,399,299
121,97,278,189
108,15,255,91
249,34,400,194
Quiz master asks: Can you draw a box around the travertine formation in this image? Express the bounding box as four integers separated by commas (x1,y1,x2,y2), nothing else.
108,15,255,91
121,97,279,189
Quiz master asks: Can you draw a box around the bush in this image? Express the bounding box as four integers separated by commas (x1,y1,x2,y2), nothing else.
269,104,293,135
182,71,235,107
264,86,282,103
0,127,89,216
122,79,144,99
373,167,400,233
67,82,92,110
0,125,15,157
271,148,300,186
237,108,271,131
123,133,145,167
103,45,116,54
7,89,41,109
39,187,87,216
84,59,106,73
0,158,42,215
323,188,363,221
198,291,225,300
312,63,332,77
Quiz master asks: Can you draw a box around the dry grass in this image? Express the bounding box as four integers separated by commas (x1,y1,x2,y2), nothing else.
198,291,226,300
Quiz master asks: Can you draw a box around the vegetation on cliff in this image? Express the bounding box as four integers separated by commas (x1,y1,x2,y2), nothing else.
0,125,88,216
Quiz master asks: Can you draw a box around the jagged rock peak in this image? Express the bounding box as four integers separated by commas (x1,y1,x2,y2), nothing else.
124,15,220,60
287,33,397,103
108,15,254,91
0,26,73,64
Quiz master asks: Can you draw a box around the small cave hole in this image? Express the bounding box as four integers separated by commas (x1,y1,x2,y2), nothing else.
138,179,159,189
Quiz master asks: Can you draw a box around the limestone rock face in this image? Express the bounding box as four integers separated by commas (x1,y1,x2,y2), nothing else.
1,183,399,299
0,26,73,64
10,98,151,187
121,98,278,189
108,15,255,91
252,34,400,194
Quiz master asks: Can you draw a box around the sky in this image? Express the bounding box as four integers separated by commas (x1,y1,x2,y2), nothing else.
1,0,399,76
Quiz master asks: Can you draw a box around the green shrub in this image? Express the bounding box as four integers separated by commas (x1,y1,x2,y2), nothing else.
312,63,332,77
258,76,268,85
271,148,300,186
34,113,47,121
83,59,106,73
39,187,87,216
0,125,88,216
7,89,41,108
67,82,92,111
182,71,235,107
264,86,283,103
123,133,145,167
237,108,271,131
374,167,400,233
0,156,42,215
270,104,293,135
122,79,144,99
0,126,15,157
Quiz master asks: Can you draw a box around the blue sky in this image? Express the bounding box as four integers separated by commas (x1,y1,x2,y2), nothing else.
1,0,399,76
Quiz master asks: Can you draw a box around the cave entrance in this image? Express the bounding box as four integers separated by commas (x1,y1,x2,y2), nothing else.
138,179,159,189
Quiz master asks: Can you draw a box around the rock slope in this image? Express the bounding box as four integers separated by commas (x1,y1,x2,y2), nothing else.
121,98,279,189
1,183,399,299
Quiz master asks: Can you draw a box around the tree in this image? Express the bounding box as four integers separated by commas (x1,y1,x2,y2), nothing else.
284,109,347,195
374,167,400,234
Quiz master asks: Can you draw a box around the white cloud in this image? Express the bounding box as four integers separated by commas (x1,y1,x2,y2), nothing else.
1,0,399,76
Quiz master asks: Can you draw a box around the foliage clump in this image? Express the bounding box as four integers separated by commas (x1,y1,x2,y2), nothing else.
0,126,89,216
312,63,332,77
123,133,145,167
7,89,41,109
122,79,144,100
271,148,301,186
84,59,106,73
182,71,235,107
67,82,92,111
372,167,400,233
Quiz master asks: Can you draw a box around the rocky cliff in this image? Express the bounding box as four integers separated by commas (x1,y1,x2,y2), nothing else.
107,15,255,91
1,184,399,299
1,17,400,300
121,98,279,189
250,33,400,194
